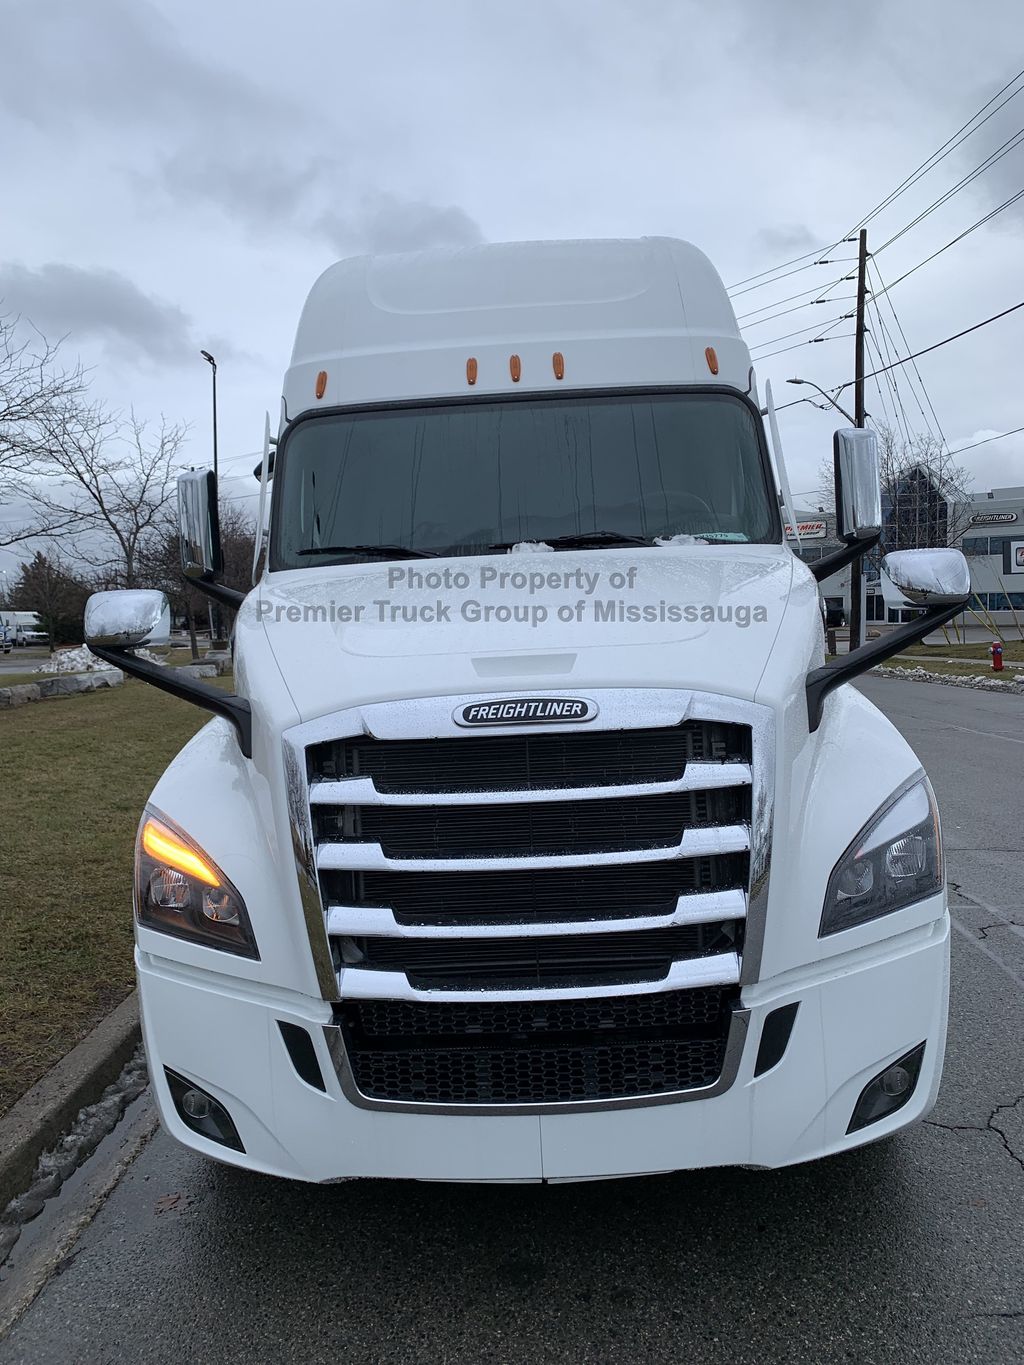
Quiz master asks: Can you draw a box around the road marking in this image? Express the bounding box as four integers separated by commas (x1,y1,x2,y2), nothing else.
942,723,1024,746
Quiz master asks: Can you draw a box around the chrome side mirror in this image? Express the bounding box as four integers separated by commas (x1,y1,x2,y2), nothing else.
84,590,171,647
178,469,222,580
834,428,881,542
882,549,971,607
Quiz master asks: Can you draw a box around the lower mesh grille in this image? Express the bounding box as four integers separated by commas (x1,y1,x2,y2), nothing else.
339,988,736,1105
347,1038,727,1104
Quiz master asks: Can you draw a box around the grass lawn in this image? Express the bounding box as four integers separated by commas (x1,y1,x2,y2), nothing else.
0,679,229,1116
884,656,1024,678
897,640,1024,662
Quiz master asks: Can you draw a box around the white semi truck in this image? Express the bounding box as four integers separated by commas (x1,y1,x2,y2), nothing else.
85,238,970,1182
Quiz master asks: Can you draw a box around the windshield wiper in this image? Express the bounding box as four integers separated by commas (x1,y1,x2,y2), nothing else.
296,543,438,560
487,530,655,551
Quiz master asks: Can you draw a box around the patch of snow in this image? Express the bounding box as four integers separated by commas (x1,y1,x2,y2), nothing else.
654,534,706,546
39,645,166,674
507,541,554,554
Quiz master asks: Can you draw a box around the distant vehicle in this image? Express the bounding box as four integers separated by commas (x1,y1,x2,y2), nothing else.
0,611,46,647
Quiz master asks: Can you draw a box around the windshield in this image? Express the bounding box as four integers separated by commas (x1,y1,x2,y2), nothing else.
270,391,779,569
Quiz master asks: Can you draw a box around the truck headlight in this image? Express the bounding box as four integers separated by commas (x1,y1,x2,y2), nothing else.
134,810,259,958
820,777,942,937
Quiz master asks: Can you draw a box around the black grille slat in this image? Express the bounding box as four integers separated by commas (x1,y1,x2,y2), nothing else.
315,788,749,858
339,989,737,1104
308,722,750,794
351,988,733,1038
345,922,737,988
323,857,748,925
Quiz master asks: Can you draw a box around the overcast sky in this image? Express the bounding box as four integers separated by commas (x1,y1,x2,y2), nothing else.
2,0,1022,575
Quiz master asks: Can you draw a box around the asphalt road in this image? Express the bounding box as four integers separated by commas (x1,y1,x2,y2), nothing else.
2,677,1022,1364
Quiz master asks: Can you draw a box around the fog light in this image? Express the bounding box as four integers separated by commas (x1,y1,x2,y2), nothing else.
880,1065,911,1097
164,1068,244,1152
847,1042,925,1134
181,1088,211,1120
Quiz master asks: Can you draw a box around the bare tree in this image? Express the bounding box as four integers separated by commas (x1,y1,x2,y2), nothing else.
16,402,189,586
818,423,973,551
0,315,87,542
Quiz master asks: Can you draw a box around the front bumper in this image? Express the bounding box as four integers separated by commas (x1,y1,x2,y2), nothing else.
137,910,949,1182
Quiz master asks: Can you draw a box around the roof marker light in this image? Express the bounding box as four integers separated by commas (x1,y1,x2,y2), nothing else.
510,354,521,382
466,357,478,385
705,347,719,375
315,370,327,399
552,352,565,380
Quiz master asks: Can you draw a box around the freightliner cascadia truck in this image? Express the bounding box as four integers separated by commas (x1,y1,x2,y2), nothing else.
85,238,971,1182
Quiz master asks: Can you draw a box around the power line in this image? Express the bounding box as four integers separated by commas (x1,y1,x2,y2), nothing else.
951,424,1024,456
772,297,1024,412
869,259,950,450
873,125,1024,254
727,65,1024,293
748,312,855,352
872,187,1024,301
841,299,1024,391
754,332,855,363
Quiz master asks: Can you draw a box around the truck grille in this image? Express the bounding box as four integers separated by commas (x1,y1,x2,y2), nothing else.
304,706,755,1108
339,988,736,1104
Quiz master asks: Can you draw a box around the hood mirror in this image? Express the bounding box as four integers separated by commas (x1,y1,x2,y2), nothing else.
834,428,881,542
178,469,223,580
883,548,972,608
84,590,170,648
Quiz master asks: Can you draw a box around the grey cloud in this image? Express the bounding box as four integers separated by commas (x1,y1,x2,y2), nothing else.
753,224,820,256
318,194,485,256
157,150,484,256
0,0,295,137
0,263,194,364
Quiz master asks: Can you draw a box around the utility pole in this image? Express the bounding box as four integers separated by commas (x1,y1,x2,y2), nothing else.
849,227,869,650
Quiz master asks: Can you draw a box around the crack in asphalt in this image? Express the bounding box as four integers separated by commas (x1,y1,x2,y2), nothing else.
925,1095,1024,1176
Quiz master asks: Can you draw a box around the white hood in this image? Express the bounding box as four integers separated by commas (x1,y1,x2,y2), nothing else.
246,545,799,725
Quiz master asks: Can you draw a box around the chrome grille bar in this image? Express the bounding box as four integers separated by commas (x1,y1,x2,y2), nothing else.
309,761,752,807
338,950,741,1002
316,823,750,873
327,887,746,940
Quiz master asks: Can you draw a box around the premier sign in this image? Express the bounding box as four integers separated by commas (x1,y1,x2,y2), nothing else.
784,520,828,540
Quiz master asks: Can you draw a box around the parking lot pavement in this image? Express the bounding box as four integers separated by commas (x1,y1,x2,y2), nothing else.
1,677,1022,1364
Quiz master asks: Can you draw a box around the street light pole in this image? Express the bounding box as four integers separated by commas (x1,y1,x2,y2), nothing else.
200,350,221,644
785,378,856,426
200,350,219,488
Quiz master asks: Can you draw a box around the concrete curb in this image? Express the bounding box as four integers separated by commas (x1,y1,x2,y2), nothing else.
0,993,141,1212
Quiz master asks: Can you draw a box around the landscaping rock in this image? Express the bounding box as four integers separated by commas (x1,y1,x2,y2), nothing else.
203,650,233,676
37,671,124,699
172,663,218,680
871,664,1024,694
0,684,42,708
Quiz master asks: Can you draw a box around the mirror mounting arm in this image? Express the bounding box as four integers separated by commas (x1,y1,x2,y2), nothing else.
87,644,252,757
809,530,881,584
806,598,966,732
189,574,245,609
